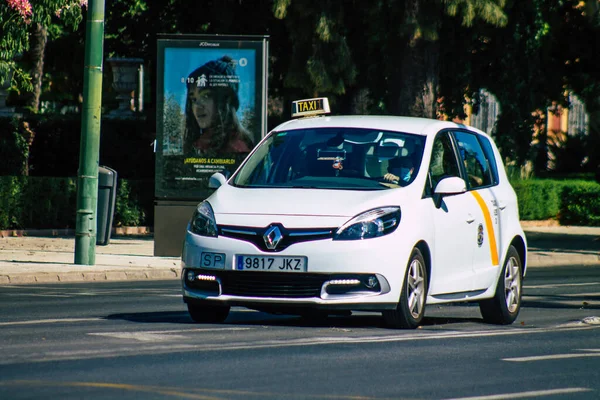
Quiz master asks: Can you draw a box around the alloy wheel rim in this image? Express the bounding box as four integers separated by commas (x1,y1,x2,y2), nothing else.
504,257,521,313
407,259,425,318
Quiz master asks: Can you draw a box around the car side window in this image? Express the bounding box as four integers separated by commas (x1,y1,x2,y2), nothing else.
428,132,461,193
453,131,494,189
479,135,500,185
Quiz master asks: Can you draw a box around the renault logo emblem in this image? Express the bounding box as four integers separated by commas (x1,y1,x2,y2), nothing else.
263,225,283,250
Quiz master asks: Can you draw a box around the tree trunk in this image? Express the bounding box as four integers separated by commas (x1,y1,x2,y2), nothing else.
26,23,48,113
393,0,440,118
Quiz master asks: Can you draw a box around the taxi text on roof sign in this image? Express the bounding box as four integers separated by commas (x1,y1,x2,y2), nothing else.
291,97,331,118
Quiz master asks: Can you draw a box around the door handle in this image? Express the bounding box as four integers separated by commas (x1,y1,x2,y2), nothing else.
466,214,475,224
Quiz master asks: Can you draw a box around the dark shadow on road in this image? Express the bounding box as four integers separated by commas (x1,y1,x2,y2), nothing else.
526,231,600,254
524,301,599,310
104,309,486,329
525,266,600,278
524,294,600,310
105,311,195,324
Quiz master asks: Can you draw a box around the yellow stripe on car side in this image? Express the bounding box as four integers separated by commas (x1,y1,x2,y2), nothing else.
471,191,499,266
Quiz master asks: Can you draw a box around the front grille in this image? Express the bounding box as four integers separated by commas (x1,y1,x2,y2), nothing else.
217,270,328,298
219,224,334,252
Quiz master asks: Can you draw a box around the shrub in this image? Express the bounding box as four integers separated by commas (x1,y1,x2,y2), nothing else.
0,176,25,229
512,179,600,225
559,182,600,226
115,180,144,227
0,176,152,230
0,115,154,179
512,180,566,220
20,176,78,229
0,118,28,176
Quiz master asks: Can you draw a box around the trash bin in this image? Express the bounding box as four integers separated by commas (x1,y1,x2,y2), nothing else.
97,166,118,246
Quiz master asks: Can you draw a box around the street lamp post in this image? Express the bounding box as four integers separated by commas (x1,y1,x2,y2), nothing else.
74,0,106,265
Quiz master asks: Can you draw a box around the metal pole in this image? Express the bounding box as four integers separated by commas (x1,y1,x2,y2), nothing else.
74,0,105,265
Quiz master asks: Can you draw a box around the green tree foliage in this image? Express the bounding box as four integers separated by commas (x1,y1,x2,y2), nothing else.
2,0,599,174
467,0,599,169
273,0,356,98
0,0,85,105
552,1,600,173
273,0,507,118
100,0,279,113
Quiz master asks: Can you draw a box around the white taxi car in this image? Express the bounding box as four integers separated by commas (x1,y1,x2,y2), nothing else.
181,98,527,329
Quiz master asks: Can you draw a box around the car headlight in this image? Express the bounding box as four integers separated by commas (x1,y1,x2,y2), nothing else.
333,207,401,240
190,201,218,237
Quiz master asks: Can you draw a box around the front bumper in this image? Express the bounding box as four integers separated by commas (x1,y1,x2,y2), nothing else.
181,223,414,311
182,268,396,311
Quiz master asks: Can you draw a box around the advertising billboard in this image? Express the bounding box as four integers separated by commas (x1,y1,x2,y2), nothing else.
156,34,268,200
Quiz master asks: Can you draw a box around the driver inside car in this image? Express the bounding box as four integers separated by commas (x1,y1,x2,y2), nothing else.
383,139,417,185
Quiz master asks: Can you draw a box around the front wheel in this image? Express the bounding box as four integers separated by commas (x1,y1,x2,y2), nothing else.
479,245,523,325
383,248,428,329
187,303,230,323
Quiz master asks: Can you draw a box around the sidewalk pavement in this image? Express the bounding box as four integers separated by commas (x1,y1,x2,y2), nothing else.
0,224,598,285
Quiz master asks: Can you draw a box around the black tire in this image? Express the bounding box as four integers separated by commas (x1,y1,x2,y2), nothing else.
479,245,523,325
187,303,230,323
383,248,428,329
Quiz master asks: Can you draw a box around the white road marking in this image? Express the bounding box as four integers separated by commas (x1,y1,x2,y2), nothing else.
0,318,104,327
88,332,188,342
557,316,600,328
2,323,598,365
525,291,600,298
503,349,600,362
443,387,592,400
524,282,600,289
140,327,253,334
88,327,253,342
559,292,600,297
85,324,600,351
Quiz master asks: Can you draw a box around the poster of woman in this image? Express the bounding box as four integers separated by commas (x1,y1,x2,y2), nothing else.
156,35,268,200
182,55,254,156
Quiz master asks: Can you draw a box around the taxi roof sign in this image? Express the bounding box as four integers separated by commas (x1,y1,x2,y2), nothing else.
291,97,331,118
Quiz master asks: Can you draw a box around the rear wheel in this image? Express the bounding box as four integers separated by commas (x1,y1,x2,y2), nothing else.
187,303,230,323
383,248,428,329
479,245,522,325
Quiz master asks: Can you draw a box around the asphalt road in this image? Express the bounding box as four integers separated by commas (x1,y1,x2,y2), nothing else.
0,264,599,400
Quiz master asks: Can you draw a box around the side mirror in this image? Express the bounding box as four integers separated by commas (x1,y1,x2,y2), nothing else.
433,176,467,208
208,172,228,189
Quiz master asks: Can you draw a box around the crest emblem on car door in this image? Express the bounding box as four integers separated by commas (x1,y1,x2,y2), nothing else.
477,223,484,247
264,225,283,250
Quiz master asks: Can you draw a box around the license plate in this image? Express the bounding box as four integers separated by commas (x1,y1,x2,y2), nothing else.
236,255,307,272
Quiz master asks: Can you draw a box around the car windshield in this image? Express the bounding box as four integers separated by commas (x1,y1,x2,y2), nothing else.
232,128,425,190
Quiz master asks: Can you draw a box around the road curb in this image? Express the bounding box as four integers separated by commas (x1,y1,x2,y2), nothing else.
1,269,181,285
527,252,599,267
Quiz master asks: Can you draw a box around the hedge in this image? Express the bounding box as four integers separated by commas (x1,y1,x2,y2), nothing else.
0,115,155,180
0,176,153,230
512,179,600,226
559,182,600,226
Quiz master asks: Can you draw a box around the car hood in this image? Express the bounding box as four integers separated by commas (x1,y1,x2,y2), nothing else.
207,184,410,218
